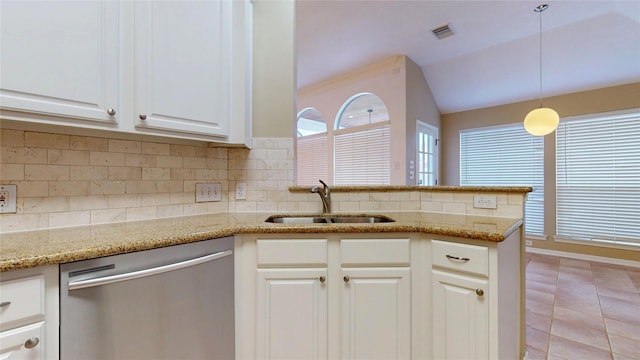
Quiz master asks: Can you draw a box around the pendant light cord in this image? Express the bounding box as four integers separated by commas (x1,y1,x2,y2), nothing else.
535,4,549,108
538,6,543,108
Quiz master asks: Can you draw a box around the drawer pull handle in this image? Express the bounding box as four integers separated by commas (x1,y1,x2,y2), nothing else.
319,276,326,283
446,254,471,262
0,301,10,308
24,337,39,349
343,276,350,283
476,289,484,297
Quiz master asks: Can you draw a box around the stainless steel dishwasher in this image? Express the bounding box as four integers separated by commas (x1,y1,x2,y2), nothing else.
60,237,234,360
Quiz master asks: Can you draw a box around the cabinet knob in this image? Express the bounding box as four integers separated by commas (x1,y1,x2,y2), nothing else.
24,337,39,349
343,275,350,283
475,289,484,297
139,113,147,120
319,276,326,283
107,108,116,116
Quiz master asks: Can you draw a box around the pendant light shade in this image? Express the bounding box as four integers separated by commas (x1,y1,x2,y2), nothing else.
524,107,559,136
525,4,558,136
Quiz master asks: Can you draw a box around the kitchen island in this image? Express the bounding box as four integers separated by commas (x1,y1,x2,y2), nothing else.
1,185,530,359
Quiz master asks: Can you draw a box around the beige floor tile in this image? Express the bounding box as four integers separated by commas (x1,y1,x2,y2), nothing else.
528,288,556,305
527,278,558,295
526,326,550,353
605,318,640,342
527,310,552,333
525,346,547,360
608,334,640,359
551,318,611,351
559,258,592,269
600,295,640,326
594,268,638,293
528,271,559,286
548,335,613,360
597,286,640,303
613,353,639,360
527,298,555,317
553,306,605,331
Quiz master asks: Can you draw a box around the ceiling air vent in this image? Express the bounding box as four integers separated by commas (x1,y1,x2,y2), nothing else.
432,23,454,40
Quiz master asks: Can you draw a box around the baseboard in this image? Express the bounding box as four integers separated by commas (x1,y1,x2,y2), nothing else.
526,247,640,269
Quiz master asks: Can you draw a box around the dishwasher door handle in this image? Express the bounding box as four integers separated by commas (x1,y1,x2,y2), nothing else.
68,249,232,291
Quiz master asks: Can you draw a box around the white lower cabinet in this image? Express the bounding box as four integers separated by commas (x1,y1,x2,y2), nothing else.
239,234,416,360
0,321,45,360
0,266,59,360
236,230,524,360
432,270,489,359
256,268,328,360
341,267,411,360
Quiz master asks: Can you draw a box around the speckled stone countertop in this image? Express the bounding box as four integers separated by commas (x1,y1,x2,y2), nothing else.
289,185,533,193
0,211,522,272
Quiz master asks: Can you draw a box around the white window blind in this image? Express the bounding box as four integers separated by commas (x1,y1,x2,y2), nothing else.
460,124,544,235
556,111,640,248
334,125,390,185
296,134,328,186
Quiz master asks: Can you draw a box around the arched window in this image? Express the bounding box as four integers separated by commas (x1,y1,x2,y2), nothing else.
296,108,328,185
334,93,391,185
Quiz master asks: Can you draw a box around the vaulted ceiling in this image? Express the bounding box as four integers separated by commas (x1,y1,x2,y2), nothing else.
296,0,640,114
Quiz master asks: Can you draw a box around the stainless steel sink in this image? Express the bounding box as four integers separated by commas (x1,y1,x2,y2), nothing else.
265,215,395,224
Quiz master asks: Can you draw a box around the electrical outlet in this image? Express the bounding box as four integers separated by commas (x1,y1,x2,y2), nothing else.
0,184,17,213
235,182,247,200
196,183,222,202
473,195,497,209
525,240,533,247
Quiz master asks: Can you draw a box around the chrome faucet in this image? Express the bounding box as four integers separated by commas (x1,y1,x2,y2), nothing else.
310,180,331,213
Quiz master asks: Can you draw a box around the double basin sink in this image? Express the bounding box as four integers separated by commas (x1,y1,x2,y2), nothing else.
265,214,395,224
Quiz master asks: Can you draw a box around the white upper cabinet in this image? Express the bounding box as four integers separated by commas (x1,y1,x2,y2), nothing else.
133,0,251,143
0,1,119,126
0,0,252,145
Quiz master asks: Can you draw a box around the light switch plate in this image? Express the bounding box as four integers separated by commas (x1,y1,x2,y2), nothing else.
473,195,497,209
0,184,17,213
235,182,247,200
196,183,222,202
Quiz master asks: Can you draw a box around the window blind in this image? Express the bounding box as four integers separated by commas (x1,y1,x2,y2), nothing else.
296,134,328,186
556,111,640,247
460,124,544,235
334,125,390,185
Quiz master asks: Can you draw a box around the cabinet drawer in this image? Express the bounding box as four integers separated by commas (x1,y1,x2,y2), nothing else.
341,239,411,267
0,321,45,358
431,240,488,276
257,239,328,267
0,276,45,329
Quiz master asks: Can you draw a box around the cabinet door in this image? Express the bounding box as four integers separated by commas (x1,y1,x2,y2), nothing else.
0,321,44,360
341,268,411,360
0,1,119,125
256,268,328,360
432,270,489,360
134,0,235,138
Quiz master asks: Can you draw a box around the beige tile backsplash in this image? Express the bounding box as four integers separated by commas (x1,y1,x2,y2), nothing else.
0,129,524,232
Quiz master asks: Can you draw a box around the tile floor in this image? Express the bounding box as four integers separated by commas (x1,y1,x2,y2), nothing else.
525,252,640,360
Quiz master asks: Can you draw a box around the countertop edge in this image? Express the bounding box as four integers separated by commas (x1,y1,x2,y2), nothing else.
1,213,523,272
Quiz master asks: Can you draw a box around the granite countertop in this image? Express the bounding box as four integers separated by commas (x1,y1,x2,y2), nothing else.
0,211,522,272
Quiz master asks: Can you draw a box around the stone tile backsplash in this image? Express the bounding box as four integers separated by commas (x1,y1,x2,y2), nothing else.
0,129,524,232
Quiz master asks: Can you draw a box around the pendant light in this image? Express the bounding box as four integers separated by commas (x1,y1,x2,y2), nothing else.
524,4,559,136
